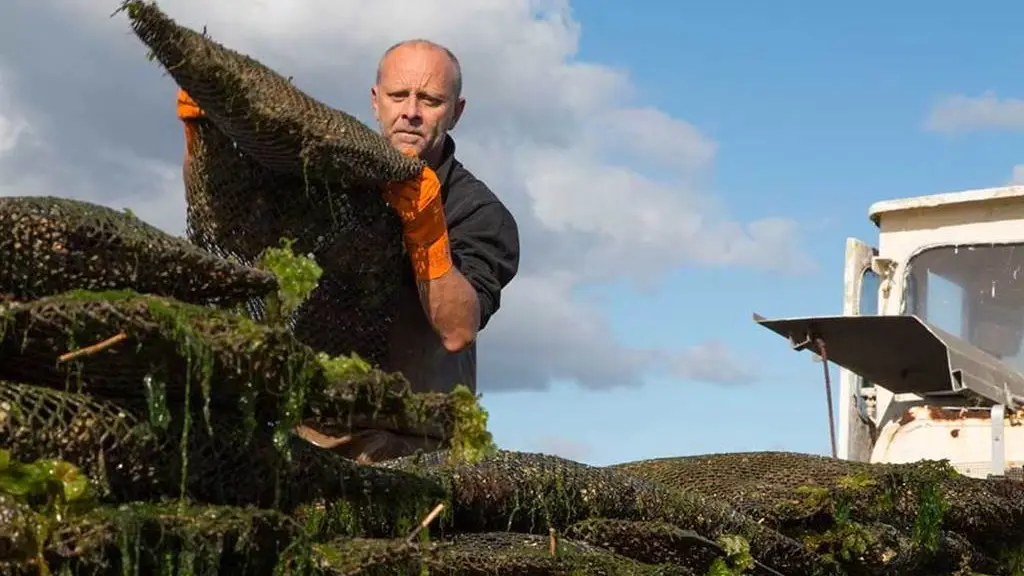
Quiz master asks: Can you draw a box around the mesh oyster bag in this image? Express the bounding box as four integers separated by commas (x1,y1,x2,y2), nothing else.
290,268,405,369
295,371,457,465
609,451,1023,571
305,533,694,576
123,0,423,185
174,61,407,368
0,378,456,510
0,291,321,417
1,502,298,576
562,518,980,576
182,119,405,270
181,118,293,263
0,381,166,502
305,370,457,441
382,450,837,576
0,196,277,306
564,519,741,573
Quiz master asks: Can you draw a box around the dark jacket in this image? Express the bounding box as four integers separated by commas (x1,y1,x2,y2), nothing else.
382,136,520,394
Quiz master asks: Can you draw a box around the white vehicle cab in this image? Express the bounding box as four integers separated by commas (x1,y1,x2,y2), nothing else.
757,185,1024,479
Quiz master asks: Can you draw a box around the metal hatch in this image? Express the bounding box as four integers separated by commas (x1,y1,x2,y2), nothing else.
753,313,1024,407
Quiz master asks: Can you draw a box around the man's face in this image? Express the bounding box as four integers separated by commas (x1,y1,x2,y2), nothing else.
371,43,465,161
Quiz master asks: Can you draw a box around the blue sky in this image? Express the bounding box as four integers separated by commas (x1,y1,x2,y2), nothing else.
482,1,1024,465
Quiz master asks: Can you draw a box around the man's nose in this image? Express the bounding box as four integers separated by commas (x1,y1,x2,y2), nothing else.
400,97,422,119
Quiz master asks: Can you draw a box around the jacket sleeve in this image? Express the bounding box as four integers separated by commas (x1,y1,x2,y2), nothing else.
447,199,520,330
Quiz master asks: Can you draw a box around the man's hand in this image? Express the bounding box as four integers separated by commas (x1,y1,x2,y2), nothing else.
382,154,454,282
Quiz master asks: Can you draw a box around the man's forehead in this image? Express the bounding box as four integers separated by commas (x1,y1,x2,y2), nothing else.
378,43,455,81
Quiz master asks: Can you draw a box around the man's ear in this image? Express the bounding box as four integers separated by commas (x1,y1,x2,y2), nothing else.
448,97,466,130
370,85,380,121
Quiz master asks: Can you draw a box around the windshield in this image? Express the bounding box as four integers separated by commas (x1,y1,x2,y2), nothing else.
905,244,1024,372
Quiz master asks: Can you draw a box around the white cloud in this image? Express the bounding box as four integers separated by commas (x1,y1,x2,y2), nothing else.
925,92,1024,134
534,435,592,462
671,341,757,384
0,82,30,156
0,70,185,234
1010,165,1024,185
0,0,812,392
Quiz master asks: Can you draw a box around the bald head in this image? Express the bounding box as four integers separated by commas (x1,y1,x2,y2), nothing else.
371,39,467,164
377,39,463,99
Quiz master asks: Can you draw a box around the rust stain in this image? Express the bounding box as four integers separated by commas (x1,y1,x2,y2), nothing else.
900,405,1024,426
950,429,960,438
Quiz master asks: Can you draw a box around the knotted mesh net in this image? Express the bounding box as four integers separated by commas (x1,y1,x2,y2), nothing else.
0,292,321,419
150,7,409,367
3,503,298,576
0,196,277,306
306,533,696,575
123,0,422,185
609,451,1023,573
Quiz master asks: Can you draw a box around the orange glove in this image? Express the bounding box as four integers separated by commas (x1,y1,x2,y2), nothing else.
383,152,453,281
176,89,204,162
176,88,203,121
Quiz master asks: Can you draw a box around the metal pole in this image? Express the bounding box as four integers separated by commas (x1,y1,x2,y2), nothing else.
815,337,838,458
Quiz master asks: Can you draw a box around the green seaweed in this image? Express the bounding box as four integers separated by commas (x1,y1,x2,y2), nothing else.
0,450,93,520
909,464,951,553
707,534,754,576
257,237,323,322
317,352,373,382
447,384,496,464
0,450,96,575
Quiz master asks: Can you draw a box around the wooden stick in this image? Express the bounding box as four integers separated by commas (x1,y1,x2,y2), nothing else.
58,332,128,363
549,528,557,556
405,503,445,544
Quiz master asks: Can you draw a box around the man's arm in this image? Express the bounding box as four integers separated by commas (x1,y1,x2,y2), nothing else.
416,265,479,352
416,201,519,352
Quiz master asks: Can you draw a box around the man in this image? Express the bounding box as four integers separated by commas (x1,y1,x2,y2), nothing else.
370,39,519,396
176,40,520,460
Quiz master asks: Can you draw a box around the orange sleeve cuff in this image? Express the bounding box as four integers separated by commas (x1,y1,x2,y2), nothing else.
407,231,453,281
176,88,204,121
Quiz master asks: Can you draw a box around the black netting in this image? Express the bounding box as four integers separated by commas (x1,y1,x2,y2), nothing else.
0,196,276,306
564,519,730,571
0,378,458,509
305,533,696,575
124,0,422,185
173,48,407,368
383,450,836,576
290,270,405,369
610,451,1019,573
4,503,298,576
0,292,321,417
